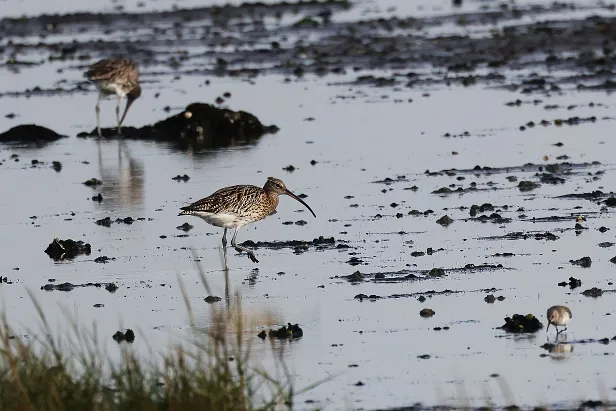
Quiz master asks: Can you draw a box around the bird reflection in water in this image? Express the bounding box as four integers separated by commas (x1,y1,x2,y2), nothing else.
547,343,574,361
96,139,145,209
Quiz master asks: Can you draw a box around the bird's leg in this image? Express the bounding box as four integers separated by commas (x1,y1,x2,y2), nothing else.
116,96,123,136
231,227,259,263
222,228,228,248
95,93,102,138
555,325,560,335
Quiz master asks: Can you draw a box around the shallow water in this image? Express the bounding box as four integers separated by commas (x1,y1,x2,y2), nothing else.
2,0,616,409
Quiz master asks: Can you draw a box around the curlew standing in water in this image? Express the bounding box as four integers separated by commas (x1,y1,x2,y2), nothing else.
178,177,316,264
546,305,572,335
84,58,142,137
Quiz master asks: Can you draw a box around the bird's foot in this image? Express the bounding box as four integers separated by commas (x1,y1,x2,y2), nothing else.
234,246,259,263
247,252,259,264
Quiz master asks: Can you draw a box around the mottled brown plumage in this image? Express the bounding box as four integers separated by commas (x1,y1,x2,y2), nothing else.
179,177,316,263
84,58,142,137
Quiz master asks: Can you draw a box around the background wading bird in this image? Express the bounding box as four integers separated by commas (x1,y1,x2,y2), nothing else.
84,58,142,137
179,177,317,264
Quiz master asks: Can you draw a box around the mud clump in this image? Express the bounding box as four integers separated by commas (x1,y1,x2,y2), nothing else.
204,295,222,303
241,236,338,254
499,314,543,333
41,281,118,292
420,308,435,318
582,287,603,298
83,178,102,187
0,124,66,143
78,103,279,151
354,294,381,302
44,238,91,261
342,271,364,283
518,181,540,192
257,323,303,340
558,277,582,289
570,256,592,268
177,222,194,232
436,215,454,226
484,294,497,303
112,329,135,343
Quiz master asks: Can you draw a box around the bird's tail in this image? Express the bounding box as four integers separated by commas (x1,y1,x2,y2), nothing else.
178,208,194,216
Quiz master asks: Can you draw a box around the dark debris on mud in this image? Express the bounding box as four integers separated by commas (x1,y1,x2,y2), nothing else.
354,287,502,302
112,329,135,343
4,0,616,105
44,238,91,261
0,124,66,144
499,314,543,333
338,263,506,284
257,323,303,340
240,236,343,254
41,281,118,293
77,103,278,150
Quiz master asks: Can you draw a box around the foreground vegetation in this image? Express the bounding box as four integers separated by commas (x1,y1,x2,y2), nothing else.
0,258,303,411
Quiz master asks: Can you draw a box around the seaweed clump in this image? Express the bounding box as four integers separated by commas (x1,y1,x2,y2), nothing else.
499,313,543,333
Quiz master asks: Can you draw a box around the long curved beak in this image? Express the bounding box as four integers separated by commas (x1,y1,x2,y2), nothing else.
119,96,136,126
285,189,316,218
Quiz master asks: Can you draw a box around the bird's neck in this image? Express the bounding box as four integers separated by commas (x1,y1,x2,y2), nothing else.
265,191,280,209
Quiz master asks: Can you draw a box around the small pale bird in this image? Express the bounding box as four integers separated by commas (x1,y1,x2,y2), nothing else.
179,177,316,263
84,58,142,137
546,305,572,335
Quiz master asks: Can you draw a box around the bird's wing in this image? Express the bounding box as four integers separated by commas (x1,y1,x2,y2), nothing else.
84,59,139,82
181,185,263,215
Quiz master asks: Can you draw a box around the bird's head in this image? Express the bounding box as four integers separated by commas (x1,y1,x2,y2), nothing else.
264,177,316,218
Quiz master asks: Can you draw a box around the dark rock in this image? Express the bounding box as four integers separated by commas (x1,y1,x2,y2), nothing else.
0,124,66,143
268,323,303,339
44,238,91,261
105,283,118,293
499,314,543,333
428,268,445,277
484,294,496,304
91,193,103,202
570,256,591,268
436,215,454,226
204,295,222,303
94,256,110,264
518,181,539,192
113,329,135,343
257,330,267,339
172,174,190,182
177,222,194,232
420,308,435,318
83,178,103,187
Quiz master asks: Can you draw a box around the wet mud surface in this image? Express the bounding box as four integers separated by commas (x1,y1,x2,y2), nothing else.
3,0,616,409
